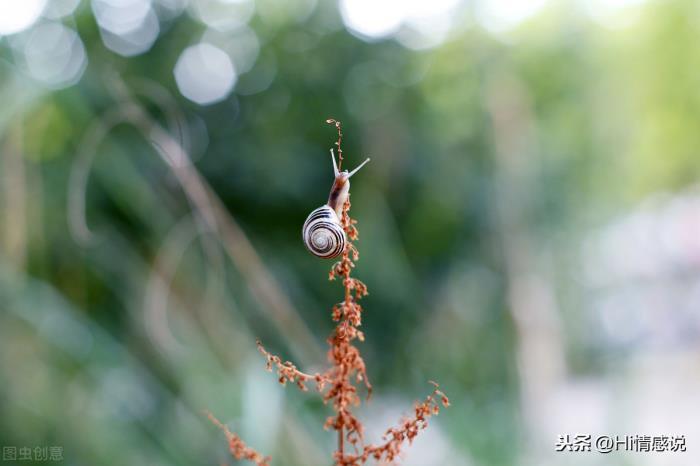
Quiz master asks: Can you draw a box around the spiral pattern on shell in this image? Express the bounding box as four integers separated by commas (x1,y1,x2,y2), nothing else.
302,205,346,259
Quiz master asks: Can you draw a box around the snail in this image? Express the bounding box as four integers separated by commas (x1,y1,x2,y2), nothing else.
302,149,370,258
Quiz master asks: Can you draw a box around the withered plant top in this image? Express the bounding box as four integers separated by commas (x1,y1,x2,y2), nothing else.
209,120,448,466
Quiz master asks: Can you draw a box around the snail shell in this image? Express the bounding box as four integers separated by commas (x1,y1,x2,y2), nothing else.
302,205,346,259
302,149,370,259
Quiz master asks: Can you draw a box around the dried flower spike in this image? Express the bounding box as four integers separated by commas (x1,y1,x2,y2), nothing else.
206,411,271,466
208,120,448,466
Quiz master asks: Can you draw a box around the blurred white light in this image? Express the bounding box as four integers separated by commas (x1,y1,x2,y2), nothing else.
583,0,647,29
202,24,259,74
155,0,189,19
43,0,82,19
403,0,459,21
23,22,87,88
399,0,459,49
188,0,255,32
0,0,47,35
174,43,236,105
99,8,160,56
340,0,403,40
475,0,548,33
340,0,459,48
396,15,452,50
92,0,152,35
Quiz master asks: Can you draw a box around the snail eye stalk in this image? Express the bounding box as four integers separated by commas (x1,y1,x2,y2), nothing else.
347,158,371,178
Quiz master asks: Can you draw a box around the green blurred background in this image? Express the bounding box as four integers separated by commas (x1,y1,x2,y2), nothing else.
1,0,699,465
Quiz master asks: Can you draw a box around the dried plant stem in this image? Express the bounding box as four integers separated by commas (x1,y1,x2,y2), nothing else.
326,118,344,170
358,382,450,464
257,339,330,392
206,411,271,466
209,120,449,466
325,198,372,465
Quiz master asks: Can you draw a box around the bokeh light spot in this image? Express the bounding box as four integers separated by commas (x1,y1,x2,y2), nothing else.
202,25,259,74
43,0,82,19
340,0,403,40
92,0,151,35
0,0,47,35
23,22,87,88
474,0,548,33
174,43,236,105
583,0,647,29
340,0,460,48
99,8,160,56
188,0,255,32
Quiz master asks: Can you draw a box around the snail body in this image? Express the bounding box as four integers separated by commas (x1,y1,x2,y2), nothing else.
302,149,370,259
